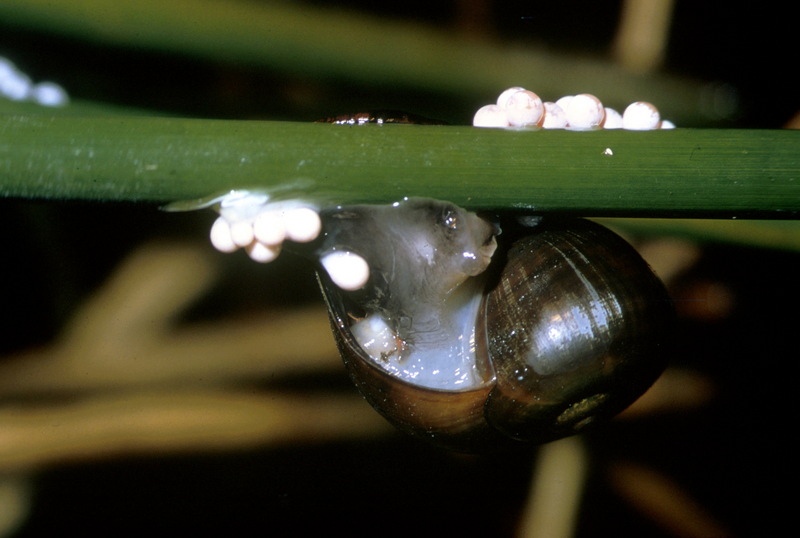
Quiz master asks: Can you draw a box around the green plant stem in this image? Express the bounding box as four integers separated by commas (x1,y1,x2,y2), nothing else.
2,114,798,219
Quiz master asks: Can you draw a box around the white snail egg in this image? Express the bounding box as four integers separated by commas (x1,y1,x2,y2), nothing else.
496,86,527,109
602,107,623,129
0,68,31,101
660,119,676,129
564,93,605,129
284,207,322,243
31,81,69,107
320,250,370,291
504,90,544,127
0,57,15,80
209,217,238,253
622,101,660,130
541,102,568,129
473,104,509,128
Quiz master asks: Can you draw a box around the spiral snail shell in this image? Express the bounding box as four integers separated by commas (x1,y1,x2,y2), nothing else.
313,199,673,452
173,191,674,453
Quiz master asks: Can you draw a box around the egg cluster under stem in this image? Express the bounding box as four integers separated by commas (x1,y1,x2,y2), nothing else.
206,191,370,291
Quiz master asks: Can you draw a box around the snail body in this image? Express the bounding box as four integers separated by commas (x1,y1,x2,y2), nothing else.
313,199,498,390
314,201,673,452
179,192,673,452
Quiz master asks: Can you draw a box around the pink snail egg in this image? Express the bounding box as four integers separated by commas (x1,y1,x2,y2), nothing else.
504,90,544,127
555,95,573,110
284,207,322,243
246,241,281,263
209,217,238,253
541,102,568,129
229,219,256,248
253,210,287,246
602,107,623,129
496,86,527,109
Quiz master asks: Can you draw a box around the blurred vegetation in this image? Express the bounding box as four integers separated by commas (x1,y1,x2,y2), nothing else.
0,2,797,537
0,0,718,123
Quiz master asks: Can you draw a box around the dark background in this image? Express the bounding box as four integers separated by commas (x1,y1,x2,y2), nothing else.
2,0,795,127
1,1,795,536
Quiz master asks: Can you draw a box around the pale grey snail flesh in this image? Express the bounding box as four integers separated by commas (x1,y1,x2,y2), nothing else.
310,198,673,452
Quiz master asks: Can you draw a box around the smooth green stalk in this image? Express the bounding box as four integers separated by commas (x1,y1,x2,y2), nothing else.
2,114,798,218
0,98,166,118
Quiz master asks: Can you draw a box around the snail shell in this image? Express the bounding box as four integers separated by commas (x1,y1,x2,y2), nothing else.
314,199,673,452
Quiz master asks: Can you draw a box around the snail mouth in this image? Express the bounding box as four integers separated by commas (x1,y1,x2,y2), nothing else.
462,216,500,275
479,236,498,266
458,236,497,279
467,234,498,276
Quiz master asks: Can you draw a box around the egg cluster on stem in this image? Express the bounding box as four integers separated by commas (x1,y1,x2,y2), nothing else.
473,87,674,130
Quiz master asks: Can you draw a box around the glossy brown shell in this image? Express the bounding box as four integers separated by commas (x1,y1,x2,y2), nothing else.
320,218,673,452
